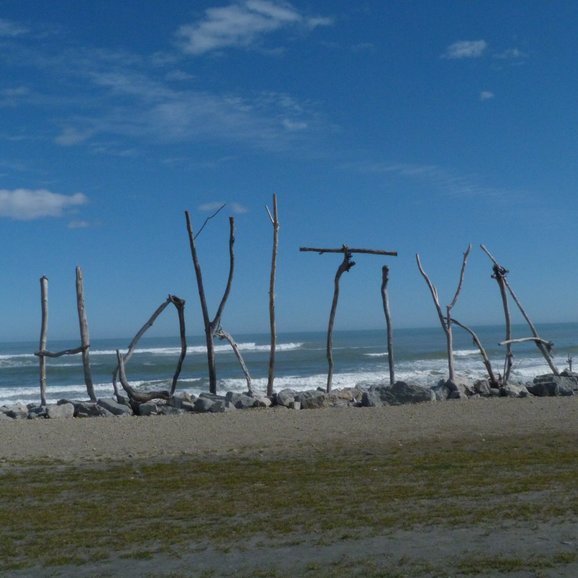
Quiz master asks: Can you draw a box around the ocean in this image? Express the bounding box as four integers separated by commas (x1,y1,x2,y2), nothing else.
1,323,578,405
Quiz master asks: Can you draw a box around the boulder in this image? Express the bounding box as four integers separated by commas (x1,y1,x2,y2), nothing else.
193,397,214,413
252,396,272,408
528,375,575,397
138,402,160,416
361,390,383,407
501,383,531,398
226,392,256,410
275,388,296,407
73,402,111,418
4,403,29,419
47,402,75,419
157,406,184,416
97,398,133,416
473,379,493,397
297,390,328,409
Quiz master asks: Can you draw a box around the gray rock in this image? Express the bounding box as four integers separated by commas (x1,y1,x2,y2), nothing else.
297,390,328,409
288,400,301,410
4,403,29,419
226,392,256,409
73,401,110,418
528,375,575,397
370,382,435,405
361,390,383,407
97,398,133,416
252,396,272,408
138,402,160,416
194,397,214,413
275,389,296,407
474,379,493,397
157,406,184,416
47,402,75,419
502,383,531,398
209,399,227,413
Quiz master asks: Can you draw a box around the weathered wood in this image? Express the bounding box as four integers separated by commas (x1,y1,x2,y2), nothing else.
481,245,559,376
76,267,95,401
38,276,48,406
185,211,236,394
300,247,397,256
326,250,355,392
169,295,187,397
381,266,395,385
480,244,513,382
112,295,187,398
266,193,279,397
500,337,553,347
452,318,499,386
416,245,471,383
36,346,85,358
216,327,252,393
115,350,170,404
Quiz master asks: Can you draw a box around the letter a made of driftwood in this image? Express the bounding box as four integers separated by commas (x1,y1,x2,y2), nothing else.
416,245,471,384
112,295,187,403
481,244,559,377
301,245,398,392
35,268,95,404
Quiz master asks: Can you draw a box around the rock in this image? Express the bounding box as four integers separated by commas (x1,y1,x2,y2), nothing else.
252,396,272,408
4,403,29,419
297,390,328,409
72,401,109,418
97,398,133,416
288,400,301,410
209,400,227,413
474,379,493,397
275,389,296,407
370,382,435,405
157,406,184,416
501,383,531,398
361,390,383,407
226,392,256,409
138,402,160,416
47,402,75,419
193,397,214,413
528,375,575,397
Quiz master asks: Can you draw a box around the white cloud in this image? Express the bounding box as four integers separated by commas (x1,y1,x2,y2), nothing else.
443,40,487,59
0,189,87,220
176,0,332,55
55,127,93,146
494,47,527,60
480,91,494,101
68,219,91,229
199,201,248,214
0,18,27,37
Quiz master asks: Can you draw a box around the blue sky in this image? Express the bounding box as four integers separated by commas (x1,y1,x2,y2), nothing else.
1,0,578,342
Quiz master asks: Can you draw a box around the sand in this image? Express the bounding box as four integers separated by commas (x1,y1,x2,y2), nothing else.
0,396,576,463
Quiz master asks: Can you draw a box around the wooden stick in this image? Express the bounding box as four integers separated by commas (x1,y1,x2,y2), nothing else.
266,193,279,397
168,295,187,397
452,318,498,386
115,350,169,404
500,337,553,347
216,327,252,393
326,251,355,392
381,266,395,385
38,276,48,406
36,346,85,358
76,267,95,401
300,247,397,256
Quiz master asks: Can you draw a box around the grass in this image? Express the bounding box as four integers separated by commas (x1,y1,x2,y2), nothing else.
0,432,576,573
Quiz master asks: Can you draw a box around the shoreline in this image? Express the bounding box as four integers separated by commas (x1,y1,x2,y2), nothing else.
0,396,576,464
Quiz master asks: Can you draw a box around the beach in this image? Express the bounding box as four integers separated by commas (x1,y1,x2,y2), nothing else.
1,397,577,576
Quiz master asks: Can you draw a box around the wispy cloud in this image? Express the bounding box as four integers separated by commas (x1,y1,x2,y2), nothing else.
442,40,487,59
176,0,332,56
494,47,527,60
0,18,28,38
480,90,494,101
355,161,517,201
0,189,87,220
199,201,248,214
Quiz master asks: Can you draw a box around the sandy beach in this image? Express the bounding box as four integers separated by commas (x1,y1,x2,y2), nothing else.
0,396,576,463
2,397,577,577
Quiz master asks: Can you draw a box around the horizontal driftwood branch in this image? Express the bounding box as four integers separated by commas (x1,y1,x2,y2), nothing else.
500,337,553,347
35,346,87,358
300,247,398,257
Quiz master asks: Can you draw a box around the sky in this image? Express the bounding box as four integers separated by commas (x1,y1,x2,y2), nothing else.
1,0,578,342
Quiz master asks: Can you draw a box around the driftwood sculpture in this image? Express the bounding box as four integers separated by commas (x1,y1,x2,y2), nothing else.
416,245,471,383
266,193,279,397
35,267,95,404
185,209,241,394
381,266,395,385
301,245,398,392
112,295,187,402
481,245,559,377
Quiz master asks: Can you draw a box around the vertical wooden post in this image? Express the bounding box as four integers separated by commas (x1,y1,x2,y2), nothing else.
381,266,395,385
76,266,95,401
266,193,279,397
39,276,48,406
327,249,355,392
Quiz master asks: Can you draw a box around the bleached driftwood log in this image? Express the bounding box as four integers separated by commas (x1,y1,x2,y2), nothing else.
266,193,279,397
381,266,395,385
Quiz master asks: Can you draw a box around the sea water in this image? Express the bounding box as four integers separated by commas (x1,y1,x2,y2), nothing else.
1,323,578,405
